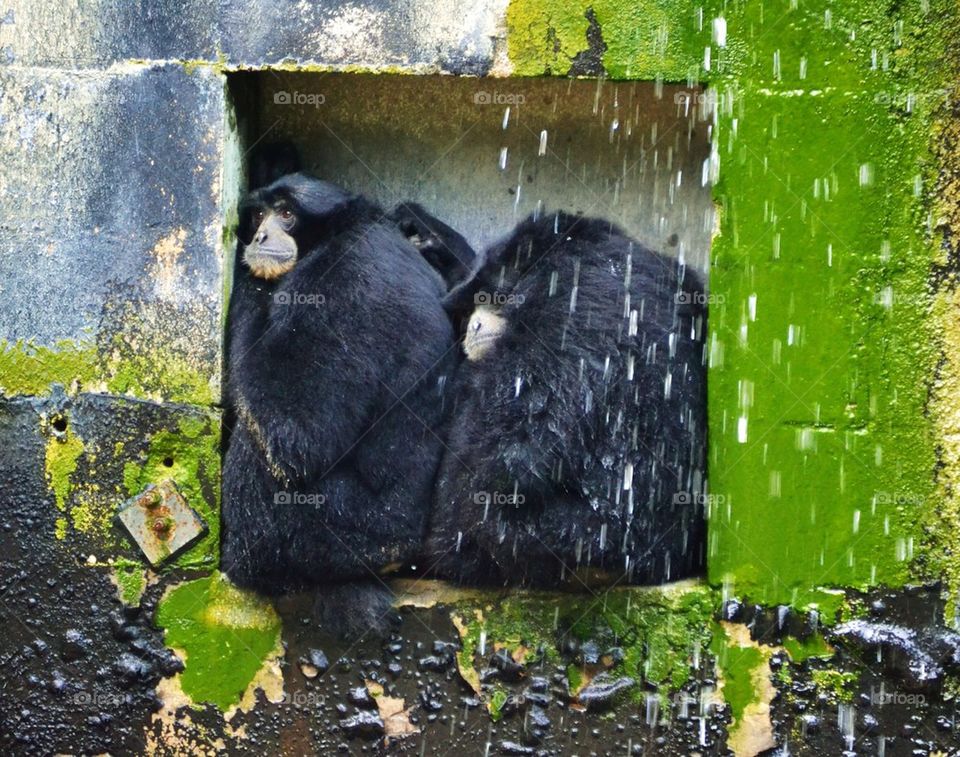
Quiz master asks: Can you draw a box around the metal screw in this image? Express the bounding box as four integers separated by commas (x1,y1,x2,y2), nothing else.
152,518,172,538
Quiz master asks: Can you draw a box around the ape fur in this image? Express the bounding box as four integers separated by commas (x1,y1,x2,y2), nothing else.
222,174,455,619
425,212,707,587
388,202,477,289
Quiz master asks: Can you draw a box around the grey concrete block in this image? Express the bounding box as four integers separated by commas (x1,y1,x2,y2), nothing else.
0,0,503,74
0,64,227,403
0,0,218,68
220,0,503,73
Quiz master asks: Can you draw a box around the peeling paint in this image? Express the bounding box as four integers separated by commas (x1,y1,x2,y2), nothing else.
713,622,776,757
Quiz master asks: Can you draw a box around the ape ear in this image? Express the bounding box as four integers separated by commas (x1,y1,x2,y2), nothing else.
270,173,356,220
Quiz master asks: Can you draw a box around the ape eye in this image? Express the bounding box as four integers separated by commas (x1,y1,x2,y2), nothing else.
281,209,294,221
252,210,264,223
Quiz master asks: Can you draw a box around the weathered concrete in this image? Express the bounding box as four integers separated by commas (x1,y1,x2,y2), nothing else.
0,0,508,74
0,64,226,403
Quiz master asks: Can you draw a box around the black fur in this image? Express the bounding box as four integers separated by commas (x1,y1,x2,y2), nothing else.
248,141,303,190
425,212,707,587
222,174,455,628
388,202,477,289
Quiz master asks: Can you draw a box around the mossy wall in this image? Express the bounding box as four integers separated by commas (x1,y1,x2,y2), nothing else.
507,0,958,616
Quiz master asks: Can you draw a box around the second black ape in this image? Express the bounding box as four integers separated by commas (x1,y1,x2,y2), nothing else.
426,212,707,588
221,173,454,632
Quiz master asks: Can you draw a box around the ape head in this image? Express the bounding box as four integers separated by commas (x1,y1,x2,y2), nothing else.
239,173,355,280
463,305,507,361
388,201,477,289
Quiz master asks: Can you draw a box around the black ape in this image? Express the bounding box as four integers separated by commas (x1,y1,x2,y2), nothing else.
388,202,477,289
222,173,454,629
425,212,707,588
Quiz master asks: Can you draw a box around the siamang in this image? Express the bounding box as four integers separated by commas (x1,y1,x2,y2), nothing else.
388,202,477,289
424,212,707,588
247,141,475,288
221,173,455,635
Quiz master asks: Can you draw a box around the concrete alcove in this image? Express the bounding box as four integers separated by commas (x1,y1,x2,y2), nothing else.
228,71,715,272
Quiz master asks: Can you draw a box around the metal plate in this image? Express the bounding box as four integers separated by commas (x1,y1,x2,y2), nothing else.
116,480,207,566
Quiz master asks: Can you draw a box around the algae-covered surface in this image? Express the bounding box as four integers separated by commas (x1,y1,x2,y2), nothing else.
450,581,717,710
504,0,956,615
122,415,221,569
155,573,282,711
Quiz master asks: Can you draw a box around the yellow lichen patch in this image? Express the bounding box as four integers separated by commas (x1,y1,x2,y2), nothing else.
44,425,84,512
201,579,280,632
68,484,115,536
149,228,188,301
929,283,960,626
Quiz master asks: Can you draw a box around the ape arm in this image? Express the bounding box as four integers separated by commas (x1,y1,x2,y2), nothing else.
228,277,385,486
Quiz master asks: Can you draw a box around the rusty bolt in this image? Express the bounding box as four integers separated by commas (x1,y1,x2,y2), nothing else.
152,518,172,538
144,489,162,509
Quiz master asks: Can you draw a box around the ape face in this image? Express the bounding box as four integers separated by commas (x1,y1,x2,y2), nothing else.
238,173,354,281
463,306,507,361
242,201,299,279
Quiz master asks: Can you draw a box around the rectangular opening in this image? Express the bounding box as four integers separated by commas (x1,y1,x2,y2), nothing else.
224,71,715,582
228,72,714,271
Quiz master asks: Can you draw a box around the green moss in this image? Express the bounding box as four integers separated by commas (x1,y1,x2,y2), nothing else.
783,634,834,663
718,649,763,724
54,517,68,541
155,573,281,710
505,0,727,79
105,352,213,407
44,426,85,512
710,623,765,725
113,558,147,606
488,687,509,722
452,582,716,706
0,335,212,406
123,415,221,569
506,0,591,76
811,669,858,703
1,339,98,398
704,0,951,607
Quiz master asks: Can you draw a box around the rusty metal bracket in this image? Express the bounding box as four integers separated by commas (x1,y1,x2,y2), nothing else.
116,480,207,567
